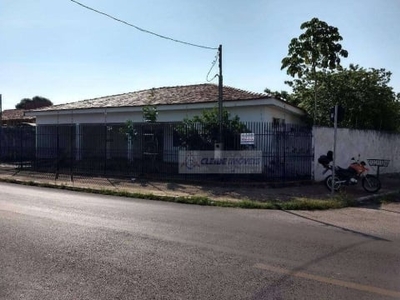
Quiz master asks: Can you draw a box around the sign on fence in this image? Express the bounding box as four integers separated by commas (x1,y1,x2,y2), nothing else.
179,150,262,174
240,133,255,145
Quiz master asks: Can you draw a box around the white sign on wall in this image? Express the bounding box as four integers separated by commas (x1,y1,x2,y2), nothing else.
179,150,262,174
240,133,255,145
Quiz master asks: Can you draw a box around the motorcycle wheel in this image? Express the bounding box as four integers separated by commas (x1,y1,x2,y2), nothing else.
324,175,341,192
362,175,381,193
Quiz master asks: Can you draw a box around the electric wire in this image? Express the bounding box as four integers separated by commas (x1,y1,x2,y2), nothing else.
206,50,219,82
70,0,218,50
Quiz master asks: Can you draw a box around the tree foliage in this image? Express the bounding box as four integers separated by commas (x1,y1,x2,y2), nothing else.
264,88,291,101
142,105,158,122
286,65,400,131
275,17,400,131
16,96,53,109
281,17,348,77
281,17,348,123
176,107,249,150
142,88,158,122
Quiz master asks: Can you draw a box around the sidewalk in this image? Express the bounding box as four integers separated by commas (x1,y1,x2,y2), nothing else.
1,168,399,203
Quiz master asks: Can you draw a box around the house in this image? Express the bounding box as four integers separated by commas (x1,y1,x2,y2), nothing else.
0,109,36,162
1,109,35,126
26,84,305,125
24,84,312,179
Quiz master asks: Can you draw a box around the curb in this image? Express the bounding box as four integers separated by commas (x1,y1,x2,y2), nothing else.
356,190,400,204
1,175,399,210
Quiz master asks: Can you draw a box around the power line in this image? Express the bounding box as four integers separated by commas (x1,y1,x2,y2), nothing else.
70,0,218,50
206,50,219,82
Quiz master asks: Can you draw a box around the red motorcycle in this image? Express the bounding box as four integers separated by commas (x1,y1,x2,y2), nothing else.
318,151,381,193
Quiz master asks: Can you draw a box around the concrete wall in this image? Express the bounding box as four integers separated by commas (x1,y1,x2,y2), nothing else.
313,126,400,181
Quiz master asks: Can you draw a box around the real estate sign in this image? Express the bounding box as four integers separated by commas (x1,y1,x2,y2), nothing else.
179,150,262,174
240,133,255,145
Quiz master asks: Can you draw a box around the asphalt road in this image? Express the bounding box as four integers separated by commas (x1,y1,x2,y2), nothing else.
0,182,399,300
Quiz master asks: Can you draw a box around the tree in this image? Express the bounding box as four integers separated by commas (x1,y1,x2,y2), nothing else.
121,105,158,139
142,88,158,122
263,87,305,107
264,88,295,103
16,96,53,109
142,105,158,122
287,65,400,131
281,17,348,124
176,107,249,150
121,89,158,138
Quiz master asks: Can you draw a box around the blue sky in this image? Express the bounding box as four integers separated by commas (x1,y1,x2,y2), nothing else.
1,0,399,110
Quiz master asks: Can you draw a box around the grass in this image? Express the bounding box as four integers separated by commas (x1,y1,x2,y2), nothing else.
0,177,397,210
379,193,400,204
362,192,400,205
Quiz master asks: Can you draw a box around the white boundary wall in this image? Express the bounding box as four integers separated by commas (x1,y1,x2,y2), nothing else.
313,126,400,181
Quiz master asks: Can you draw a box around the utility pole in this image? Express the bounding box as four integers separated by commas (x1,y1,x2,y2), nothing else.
330,104,344,195
218,44,223,145
0,94,2,125
331,104,338,195
0,94,2,158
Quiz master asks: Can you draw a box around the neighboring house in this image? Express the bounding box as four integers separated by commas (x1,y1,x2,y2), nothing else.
1,109,35,126
0,109,36,162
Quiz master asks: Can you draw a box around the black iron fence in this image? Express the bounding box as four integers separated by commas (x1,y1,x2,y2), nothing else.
0,125,36,165
0,122,313,183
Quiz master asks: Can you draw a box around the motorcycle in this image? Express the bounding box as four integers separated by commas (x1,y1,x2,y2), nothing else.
318,151,381,193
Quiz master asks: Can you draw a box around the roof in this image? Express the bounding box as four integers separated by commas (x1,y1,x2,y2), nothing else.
31,84,273,112
1,109,35,121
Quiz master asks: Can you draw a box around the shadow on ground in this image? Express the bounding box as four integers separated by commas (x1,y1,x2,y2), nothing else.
0,167,399,203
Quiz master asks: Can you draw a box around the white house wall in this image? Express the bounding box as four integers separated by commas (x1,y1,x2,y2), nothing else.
227,105,301,124
313,126,400,181
34,103,303,125
35,110,143,125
